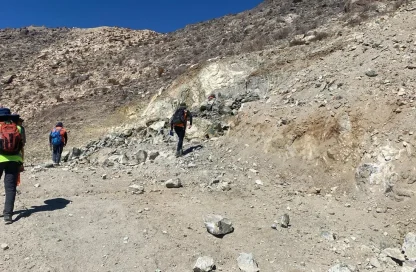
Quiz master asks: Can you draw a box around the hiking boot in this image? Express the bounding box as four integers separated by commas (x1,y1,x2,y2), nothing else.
179,149,183,156
175,151,180,158
4,214,12,225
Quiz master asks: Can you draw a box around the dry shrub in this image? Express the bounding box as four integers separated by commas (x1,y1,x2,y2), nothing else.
273,27,292,40
108,78,119,85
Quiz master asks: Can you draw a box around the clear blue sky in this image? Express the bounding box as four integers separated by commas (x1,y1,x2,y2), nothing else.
0,0,263,33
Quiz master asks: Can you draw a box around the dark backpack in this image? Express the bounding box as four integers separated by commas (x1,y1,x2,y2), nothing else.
171,108,187,126
0,122,22,155
51,129,63,146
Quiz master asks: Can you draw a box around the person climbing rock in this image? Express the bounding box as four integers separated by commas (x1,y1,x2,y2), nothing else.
170,102,193,157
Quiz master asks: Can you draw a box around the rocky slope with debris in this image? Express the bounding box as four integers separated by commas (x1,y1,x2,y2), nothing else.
1,0,416,271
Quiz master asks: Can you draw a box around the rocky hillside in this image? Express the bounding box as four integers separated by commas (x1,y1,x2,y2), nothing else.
1,1,416,271
0,0,408,160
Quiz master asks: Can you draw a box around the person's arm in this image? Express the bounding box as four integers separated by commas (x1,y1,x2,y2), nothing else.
20,126,26,146
64,131,68,146
188,111,193,127
49,132,52,150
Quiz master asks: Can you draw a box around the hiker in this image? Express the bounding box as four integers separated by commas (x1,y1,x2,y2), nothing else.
0,108,24,224
49,122,68,165
170,102,193,157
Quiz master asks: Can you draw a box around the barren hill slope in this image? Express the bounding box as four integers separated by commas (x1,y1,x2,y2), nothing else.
0,0,407,160
1,1,416,272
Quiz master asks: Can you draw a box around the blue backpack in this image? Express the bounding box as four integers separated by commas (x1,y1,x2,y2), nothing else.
51,129,63,146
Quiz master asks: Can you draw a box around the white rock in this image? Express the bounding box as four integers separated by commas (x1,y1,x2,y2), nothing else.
237,253,259,272
328,264,352,272
165,178,182,188
193,256,215,272
403,233,416,261
128,184,144,194
1,244,9,250
383,248,405,261
369,257,381,268
204,214,234,236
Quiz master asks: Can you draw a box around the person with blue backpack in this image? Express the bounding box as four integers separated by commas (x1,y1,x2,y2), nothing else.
49,122,68,166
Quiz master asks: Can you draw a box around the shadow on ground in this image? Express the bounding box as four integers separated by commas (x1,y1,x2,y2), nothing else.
14,198,71,222
183,145,203,155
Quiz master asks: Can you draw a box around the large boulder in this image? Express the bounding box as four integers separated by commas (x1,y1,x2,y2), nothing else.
403,233,416,261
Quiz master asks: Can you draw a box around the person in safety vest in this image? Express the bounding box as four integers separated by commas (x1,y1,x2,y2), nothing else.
0,108,24,224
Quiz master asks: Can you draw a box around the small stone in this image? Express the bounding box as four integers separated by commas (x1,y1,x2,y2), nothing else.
34,183,40,188
204,214,234,236
193,256,215,272
328,263,352,272
365,69,378,77
1,75,15,84
310,187,321,195
398,88,406,96
237,253,259,272
148,151,160,161
0,244,8,250
218,182,231,191
165,178,182,188
376,207,387,213
102,174,107,180
255,180,263,185
321,231,337,241
280,214,290,228
129,184,144,194
135,150,148,164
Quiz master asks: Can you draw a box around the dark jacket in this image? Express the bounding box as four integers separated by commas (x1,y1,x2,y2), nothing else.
170,108,193,130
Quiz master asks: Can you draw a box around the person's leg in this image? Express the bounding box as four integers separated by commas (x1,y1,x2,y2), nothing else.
56,144,64,164
3,162,19,223
179,128,185,155
174,127,185,155
52,145,57,163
